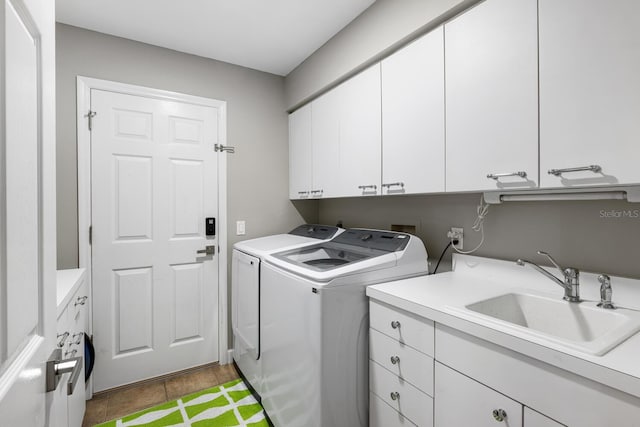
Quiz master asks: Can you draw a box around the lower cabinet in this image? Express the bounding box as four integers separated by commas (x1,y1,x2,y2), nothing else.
55,275,89,427
369,298,639,427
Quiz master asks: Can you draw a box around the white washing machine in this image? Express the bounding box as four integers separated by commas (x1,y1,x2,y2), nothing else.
231,224,342,399
260,229,429,427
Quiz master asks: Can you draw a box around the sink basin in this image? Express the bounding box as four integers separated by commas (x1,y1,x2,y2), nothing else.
462,292,640,355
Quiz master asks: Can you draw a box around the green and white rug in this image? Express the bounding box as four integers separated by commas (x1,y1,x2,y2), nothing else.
97,379,268,427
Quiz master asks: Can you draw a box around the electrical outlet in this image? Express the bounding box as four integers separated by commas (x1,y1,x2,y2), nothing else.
447,227,464,250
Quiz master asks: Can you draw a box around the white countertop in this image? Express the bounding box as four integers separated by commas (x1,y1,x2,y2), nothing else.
367,254,640,399
57,268,86,318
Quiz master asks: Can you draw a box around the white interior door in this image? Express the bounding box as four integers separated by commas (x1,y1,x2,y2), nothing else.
91,89,222,391
0,0,57,425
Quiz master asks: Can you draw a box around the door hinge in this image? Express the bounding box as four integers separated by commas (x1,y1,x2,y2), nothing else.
214,144,235,153
89,226,92,245
85,110,97,131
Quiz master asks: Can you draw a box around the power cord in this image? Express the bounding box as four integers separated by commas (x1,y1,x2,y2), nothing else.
431,239,458,275
450,195,490,255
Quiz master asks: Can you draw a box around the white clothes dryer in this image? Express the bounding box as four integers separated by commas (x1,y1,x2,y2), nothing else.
231,224,342,399
260,229,428,427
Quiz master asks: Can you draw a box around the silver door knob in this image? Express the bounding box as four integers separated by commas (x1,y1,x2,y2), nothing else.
197,245,215,256
390,392,400,401
390,356,400,365
46,349,83,395
391,320,401,329
492,409,507,422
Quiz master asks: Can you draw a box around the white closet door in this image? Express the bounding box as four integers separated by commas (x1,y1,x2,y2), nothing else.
382,27,445,195
445,0,538,192
539,0,640,187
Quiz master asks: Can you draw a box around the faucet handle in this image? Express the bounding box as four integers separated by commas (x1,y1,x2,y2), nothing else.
536,250,564,272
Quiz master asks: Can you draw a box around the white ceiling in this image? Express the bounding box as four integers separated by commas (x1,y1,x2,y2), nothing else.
56,0,376,76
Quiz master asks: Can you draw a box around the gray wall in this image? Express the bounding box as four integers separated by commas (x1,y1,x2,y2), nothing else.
318,194,640,279
284,0,480,110
56,23,316,269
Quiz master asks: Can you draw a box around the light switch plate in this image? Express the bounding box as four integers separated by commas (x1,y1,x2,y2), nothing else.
236,220,246,236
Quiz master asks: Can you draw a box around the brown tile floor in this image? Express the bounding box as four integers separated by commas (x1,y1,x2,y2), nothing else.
82,363,239,426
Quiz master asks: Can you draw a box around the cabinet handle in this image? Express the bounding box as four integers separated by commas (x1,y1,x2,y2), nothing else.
358,184,377,190
390,392,400,401
72,333,83,345
390,355,400,365
487,171,527,180
57,332,70,348
75,296,88,306
391,320,401,329
548,165,601,176
310,189,323,195
381,182,405,188
492,409,507,422
297,191,309,196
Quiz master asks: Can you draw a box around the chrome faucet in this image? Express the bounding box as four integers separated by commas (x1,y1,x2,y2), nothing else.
597,274,615,309
516,251,580,302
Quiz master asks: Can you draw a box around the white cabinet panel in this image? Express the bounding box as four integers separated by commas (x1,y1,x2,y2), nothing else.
382,27,445,195
311,88,341,198
289,104,312,199
435,362,523,427
445,0,538,192
370,392,416,427
338,64,382,197
370,361,433,427
525,407,565,427
539,0,640,187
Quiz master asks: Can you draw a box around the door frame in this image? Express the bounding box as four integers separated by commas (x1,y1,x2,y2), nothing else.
76,77,230,392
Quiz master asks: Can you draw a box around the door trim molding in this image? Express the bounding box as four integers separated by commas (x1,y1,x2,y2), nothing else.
76,77,230,395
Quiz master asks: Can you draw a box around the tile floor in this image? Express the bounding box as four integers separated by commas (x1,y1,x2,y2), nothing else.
82,363,240,426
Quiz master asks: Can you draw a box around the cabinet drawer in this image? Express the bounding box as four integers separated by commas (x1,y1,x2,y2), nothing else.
435,362,522,427
370,392,417,427
370,328,433,396
370,301,434,357
370,361,433,427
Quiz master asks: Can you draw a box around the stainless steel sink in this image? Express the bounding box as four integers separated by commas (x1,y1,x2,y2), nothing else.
463,292,640,355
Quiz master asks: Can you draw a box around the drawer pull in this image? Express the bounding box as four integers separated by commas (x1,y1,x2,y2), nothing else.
57,332,69,348
390,391,400,401
492,409,507,422
391,320,401,329
75,296,88,306
390,355,400,365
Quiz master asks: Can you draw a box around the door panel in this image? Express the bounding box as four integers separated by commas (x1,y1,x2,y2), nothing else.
0,0,57,424
91,89,220,391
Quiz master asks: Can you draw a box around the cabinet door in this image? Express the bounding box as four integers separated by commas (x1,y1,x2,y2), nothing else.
445,0,538,192
289,104,313,199
311,87,341,198
382,27,445,195
338,64,382,197
524,407,566,427
539,0,640,187
435,362,522,427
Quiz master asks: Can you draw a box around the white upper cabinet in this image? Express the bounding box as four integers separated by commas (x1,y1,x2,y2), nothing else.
539,0,640,187
337,64,382,197
289,104,313,199
445,0,539,192
381,27,445,195
311,86,341,198
309,64,382,199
